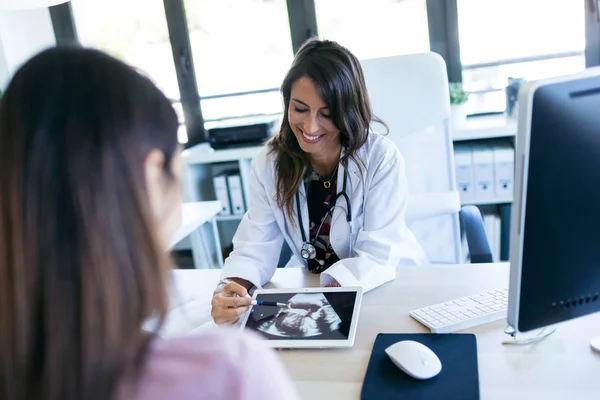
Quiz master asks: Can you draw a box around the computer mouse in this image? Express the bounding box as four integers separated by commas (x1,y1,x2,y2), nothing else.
385,340,442,380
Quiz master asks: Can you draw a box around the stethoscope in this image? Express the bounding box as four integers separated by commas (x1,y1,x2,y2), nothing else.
296,167,352,260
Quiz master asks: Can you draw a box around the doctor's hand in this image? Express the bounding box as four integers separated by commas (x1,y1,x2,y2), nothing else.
211,278,254,325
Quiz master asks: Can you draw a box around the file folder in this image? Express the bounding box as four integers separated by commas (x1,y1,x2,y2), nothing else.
471,144,495,202
454,145,476,204
212,174,232,215
227,174,246,215
483,211,501,261
491,140,514,200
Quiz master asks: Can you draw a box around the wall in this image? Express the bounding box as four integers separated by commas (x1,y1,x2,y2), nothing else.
0,7,55,89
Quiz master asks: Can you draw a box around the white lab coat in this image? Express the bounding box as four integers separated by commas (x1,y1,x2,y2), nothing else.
220,132,428,293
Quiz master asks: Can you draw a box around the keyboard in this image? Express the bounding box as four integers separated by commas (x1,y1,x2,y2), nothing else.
409,288,508,333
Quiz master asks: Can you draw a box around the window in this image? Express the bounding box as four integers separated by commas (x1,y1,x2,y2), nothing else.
184,0,294,121
457,0,586,114
70,0,180,101
200,91,283,122
315,0,430,60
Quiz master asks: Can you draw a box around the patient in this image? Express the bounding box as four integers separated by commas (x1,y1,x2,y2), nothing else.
0,47,299,400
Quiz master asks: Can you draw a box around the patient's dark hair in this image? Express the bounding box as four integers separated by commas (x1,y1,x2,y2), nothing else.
0,47,179,400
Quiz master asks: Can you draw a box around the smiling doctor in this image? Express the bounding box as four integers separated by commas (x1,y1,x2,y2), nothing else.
211,38,427,325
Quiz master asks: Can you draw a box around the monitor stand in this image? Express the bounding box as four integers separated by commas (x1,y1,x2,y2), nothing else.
590,336,600,353
503,328,600,352
501,325,556,345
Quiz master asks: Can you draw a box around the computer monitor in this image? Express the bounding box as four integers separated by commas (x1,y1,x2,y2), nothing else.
507,67,600,343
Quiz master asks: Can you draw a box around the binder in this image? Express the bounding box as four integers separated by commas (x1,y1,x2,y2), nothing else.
227,173,246,215
491,140,514,200
454,145,476,204
361,333,480,400
212,174,232,215
483,211,501,261
471,144,495,202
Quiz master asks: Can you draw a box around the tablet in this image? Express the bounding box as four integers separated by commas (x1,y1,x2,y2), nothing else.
239,286,363,348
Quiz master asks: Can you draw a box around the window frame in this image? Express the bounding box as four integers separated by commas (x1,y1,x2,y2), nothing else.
49,0,600,130
426,0,462,83
585,0,600,67
443,0,598,116
287,0,318,54
163,0,205,148
49,2,78,46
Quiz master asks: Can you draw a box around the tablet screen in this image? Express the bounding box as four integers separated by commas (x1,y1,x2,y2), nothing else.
244,291,357,341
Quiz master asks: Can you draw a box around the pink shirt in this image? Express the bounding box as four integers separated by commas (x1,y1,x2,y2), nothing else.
120,328,300,400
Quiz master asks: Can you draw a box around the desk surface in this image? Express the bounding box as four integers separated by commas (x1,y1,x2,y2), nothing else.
169,201,221,248
169,263,600,400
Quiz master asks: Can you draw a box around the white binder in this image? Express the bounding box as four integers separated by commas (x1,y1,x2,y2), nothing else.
454,145,476,204
472,144,495,202
212,174,232,215
227,174,246,215
491,140,514,200
483,211,501,261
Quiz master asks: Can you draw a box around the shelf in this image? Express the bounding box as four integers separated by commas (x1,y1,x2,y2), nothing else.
216,214,244,222
169,201,222,248
452,115,517,142
183,144,264,165
461,198,513,206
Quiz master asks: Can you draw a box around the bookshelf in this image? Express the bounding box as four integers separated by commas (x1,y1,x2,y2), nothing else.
179,144,262,265
180,114,518,264
452,114,517,262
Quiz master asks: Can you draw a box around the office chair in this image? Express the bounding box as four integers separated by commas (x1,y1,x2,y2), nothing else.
361,52,492,264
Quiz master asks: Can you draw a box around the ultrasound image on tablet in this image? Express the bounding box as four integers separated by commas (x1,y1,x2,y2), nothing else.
244,291,356,340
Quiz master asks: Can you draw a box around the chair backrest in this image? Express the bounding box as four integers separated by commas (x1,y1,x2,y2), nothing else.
361,52,462,264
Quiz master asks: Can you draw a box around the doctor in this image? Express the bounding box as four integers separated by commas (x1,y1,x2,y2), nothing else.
211,38,427,325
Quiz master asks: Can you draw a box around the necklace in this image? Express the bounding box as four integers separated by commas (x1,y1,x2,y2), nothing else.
319,164,339,189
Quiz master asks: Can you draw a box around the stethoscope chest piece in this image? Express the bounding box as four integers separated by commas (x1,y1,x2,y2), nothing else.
301,242,317,260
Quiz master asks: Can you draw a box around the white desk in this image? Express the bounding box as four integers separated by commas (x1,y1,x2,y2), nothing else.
169,263,600,399
170,201,223,269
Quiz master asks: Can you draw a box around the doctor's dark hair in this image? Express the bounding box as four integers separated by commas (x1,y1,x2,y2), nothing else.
269,38,387,220
0,47,178,400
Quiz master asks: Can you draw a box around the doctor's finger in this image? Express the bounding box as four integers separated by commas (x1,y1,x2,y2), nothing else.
212,309,241,325
214,306,249,323
216,295,253,308
221,282,249,298
232,305,250,316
